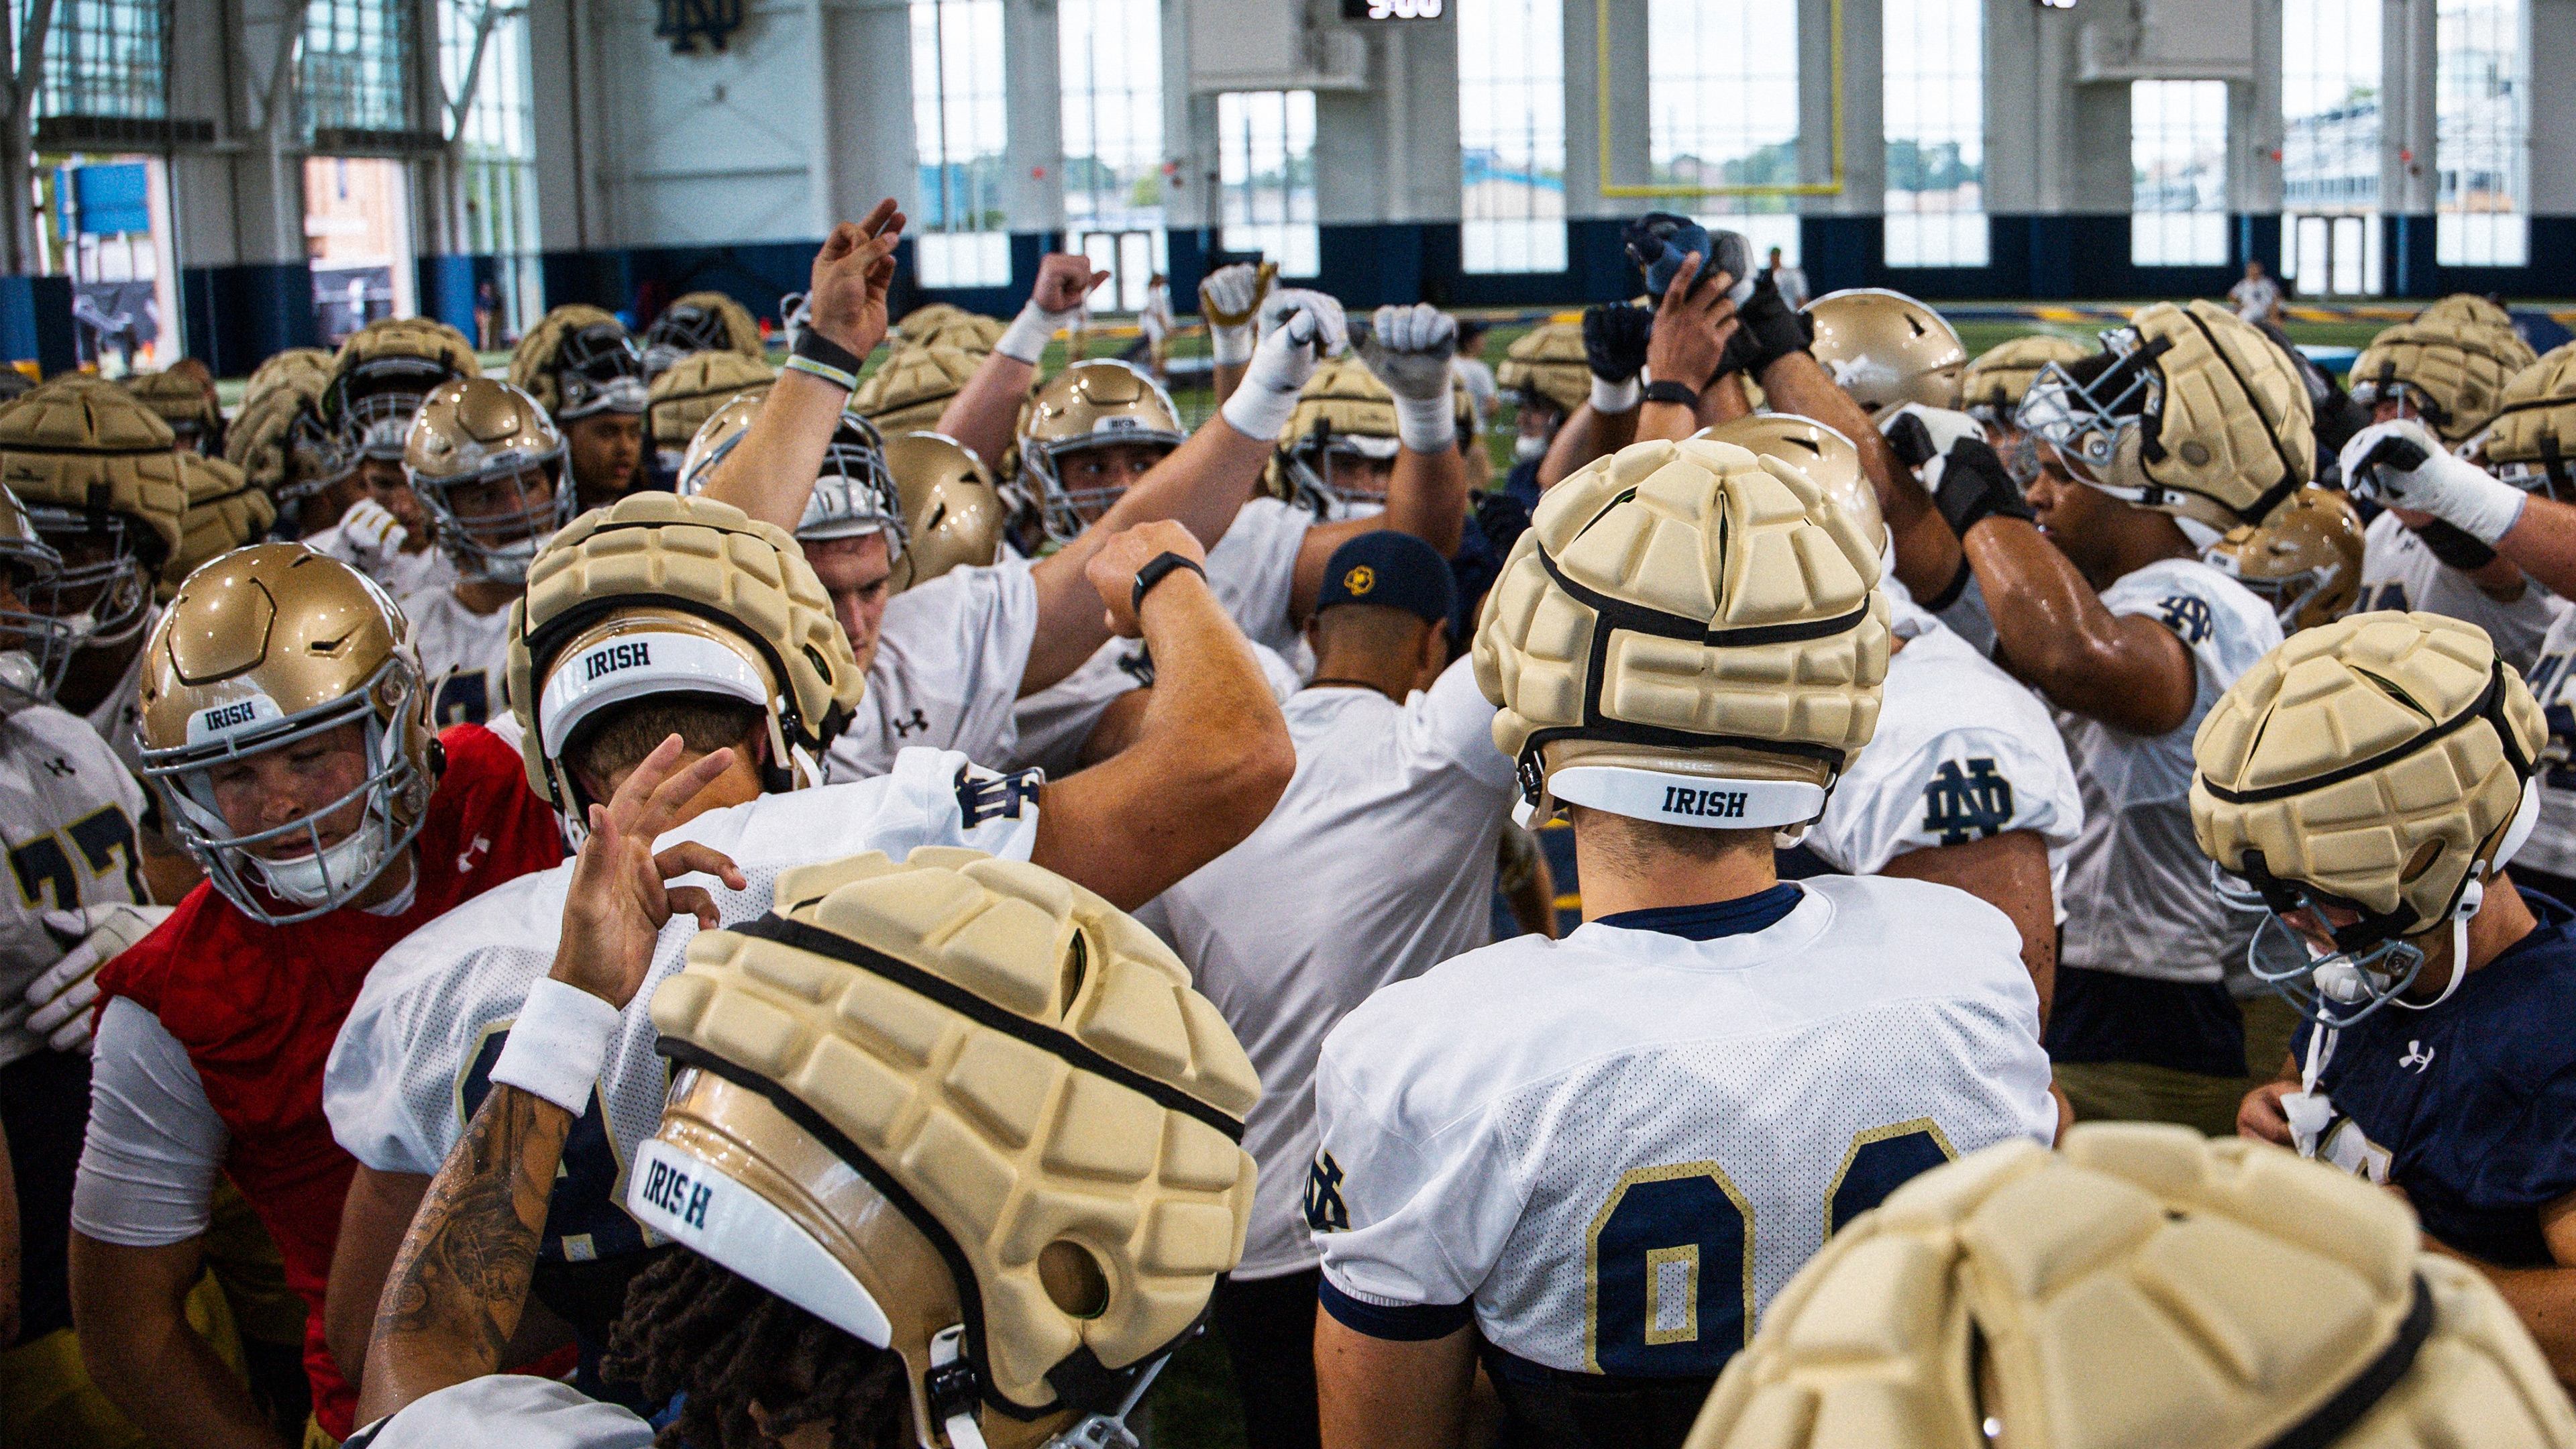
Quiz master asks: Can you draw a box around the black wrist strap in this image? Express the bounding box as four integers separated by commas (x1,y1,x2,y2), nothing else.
786,328,867,391
1131,551,1207,617
1642,380,1701,408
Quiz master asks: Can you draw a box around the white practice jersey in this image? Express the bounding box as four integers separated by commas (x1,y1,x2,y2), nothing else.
82,619,152,777
400,586,517,729
1141,659,1519,1278
325,747,1041,1268
1309,875,2055,1376
1006,637,1303,778
1803,600,2082,879
826,558,1039,782
2057,557,2281,983
1205,494,1377,669
345,1377,649,1449
2358,510,2566,674
0,704,150,1066
2514,608,2576,881
305,525,456,599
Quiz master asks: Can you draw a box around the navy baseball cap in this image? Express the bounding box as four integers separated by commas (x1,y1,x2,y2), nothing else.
1317,530,1456,627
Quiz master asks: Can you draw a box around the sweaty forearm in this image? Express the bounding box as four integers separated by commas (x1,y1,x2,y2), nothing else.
1537,402,1636,491
72,1238,285,1449
358,1083,571,1425
1697,374,1752,427
1383,443,1468,557
2496,494,2576,600
702,370,848,531
934,352,1041,475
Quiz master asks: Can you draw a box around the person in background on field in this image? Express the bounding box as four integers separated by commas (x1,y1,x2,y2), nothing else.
1452,321,1497,439
1139,272,1176,383
1764,246,1810,309
2231,259,2284,327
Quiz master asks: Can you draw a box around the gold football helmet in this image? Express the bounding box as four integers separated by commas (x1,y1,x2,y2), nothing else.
645,350,775,481
404,377,572,584
2193,611,2544,1027
2478,343,2576,498
2349,317,2537,443
511,304,647,421
161,453,278,597
883,431,1006,593
1022,360,1187,544
2019,300,2316,531
638,847,1258,1449
508,492,862,813
122,368,223,454
640,290,766,376
2203,487,2365,633
852,344,983,437
1801,288,1968,417
1264,358,1426,513
2,376,189,651
1474,436,1888,827
1495,321,1589,416
670,394,906,553
1696,413,1882,551
137,544,434,924
674,390,762,498
0,483,76,709
318,317,482,478
1684,1123,2576,1449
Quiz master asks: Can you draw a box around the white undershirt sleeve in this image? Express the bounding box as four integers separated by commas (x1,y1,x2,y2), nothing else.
71,996,229,1246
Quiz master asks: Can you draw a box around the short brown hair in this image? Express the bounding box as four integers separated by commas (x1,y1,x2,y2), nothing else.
1568,804,1773,868
564,696,763,794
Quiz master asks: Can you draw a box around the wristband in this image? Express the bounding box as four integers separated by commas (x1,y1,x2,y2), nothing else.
489,977,625,1116
1642,380,1701,409
2415,519,2503,572
1392,392,1457,453
996,301,1077,364
786,329,865,392
1131,551,1207,617
1589,374,1640,415
1221,376,1302,443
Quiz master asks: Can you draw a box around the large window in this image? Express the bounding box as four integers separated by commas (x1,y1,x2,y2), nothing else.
441,0,538,342
13,0,169,122
2282,0,2380,292
1458,0,1565,274
1882,0,1984,267
910,0,1010,288
1217,89,1318,278
2436,0,2526,266
301,0,418,138
1059,0,1163,311
1647,0,1800,264
2130,79,2229,267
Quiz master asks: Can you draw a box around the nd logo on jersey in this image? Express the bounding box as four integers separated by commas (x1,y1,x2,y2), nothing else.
1305,1150,1350,1233
1921,759,2015,846
2155,594,2215,645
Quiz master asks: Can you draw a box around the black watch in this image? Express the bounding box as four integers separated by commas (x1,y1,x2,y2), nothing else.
1130,551,1208,616
1642,379,1701,408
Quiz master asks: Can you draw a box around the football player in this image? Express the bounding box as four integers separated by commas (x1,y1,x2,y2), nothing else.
2467,348,2576,905
927,253,1110,470
2204,613,2576,1381
343,837,1255,1449
396,376,574,728
4,377,189,775
122,368,225,456
1134,532,1518,1449
67,546,566,1445
1492,319,1587,503
639,347,771,488
1684,1124,2576,1448
510,305,648,510
303,320,480,602
635,288,763,378
1943,300,2296,1136
2346,313,2561,671
224,347,337,539
1959,333,2092,486
1307,437,2055,1449
319,492,1293,1401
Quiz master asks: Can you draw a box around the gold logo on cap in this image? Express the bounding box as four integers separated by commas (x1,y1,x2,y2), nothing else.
1345,565,1375,595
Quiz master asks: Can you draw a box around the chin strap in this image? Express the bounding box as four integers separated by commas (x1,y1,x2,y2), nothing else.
924,1322,1173,1449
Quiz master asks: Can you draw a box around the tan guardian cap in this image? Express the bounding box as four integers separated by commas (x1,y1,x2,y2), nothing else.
162,453,278,596
1801,288,1968,416
122,368,223,453
854,345,985,437
640,847,1258,1449
1495,321,1589,415
2479,342,2576,496
1472,435,1888,828
2350,317,2538,443
1684,1123,2576,1449
1960,334,2093,423
646,349,775,462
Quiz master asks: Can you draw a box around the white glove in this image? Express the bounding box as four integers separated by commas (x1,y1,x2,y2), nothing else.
2341,419,2528,545
334,496,408,557
1199,263,1273,367
25,903,172,1053
1882,402,1986,457
1362,304,1460,454
1220,289,1349,443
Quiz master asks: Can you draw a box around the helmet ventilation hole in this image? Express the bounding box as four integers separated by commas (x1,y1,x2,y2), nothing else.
1038,1240,1110,1319
1059,931,1089,1018
2403,837,2447,884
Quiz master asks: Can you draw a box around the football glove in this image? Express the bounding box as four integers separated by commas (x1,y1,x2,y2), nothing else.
1580,303,1650,413
1362,303,1460,453
2341,418,2527,546
25,904,172,1054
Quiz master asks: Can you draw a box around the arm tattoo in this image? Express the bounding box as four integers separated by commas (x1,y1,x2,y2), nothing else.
368,1084,573,1401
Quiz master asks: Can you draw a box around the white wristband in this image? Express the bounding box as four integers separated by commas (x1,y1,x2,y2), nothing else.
994,301,1077,365
2438,464,2530,546
1210,324,1256,368
1591,374,1641,415
1393,392,1457,454
489,977,625,1116
1221,378,1301,443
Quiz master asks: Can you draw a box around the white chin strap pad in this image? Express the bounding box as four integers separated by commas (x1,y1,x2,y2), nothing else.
1541,764,1828,830
2494,777,2544,879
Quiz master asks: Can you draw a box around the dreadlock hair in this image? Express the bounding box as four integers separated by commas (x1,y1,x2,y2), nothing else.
602,1248,913,1449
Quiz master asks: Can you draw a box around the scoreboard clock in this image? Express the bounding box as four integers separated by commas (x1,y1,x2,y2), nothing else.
1342,0,1442,17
